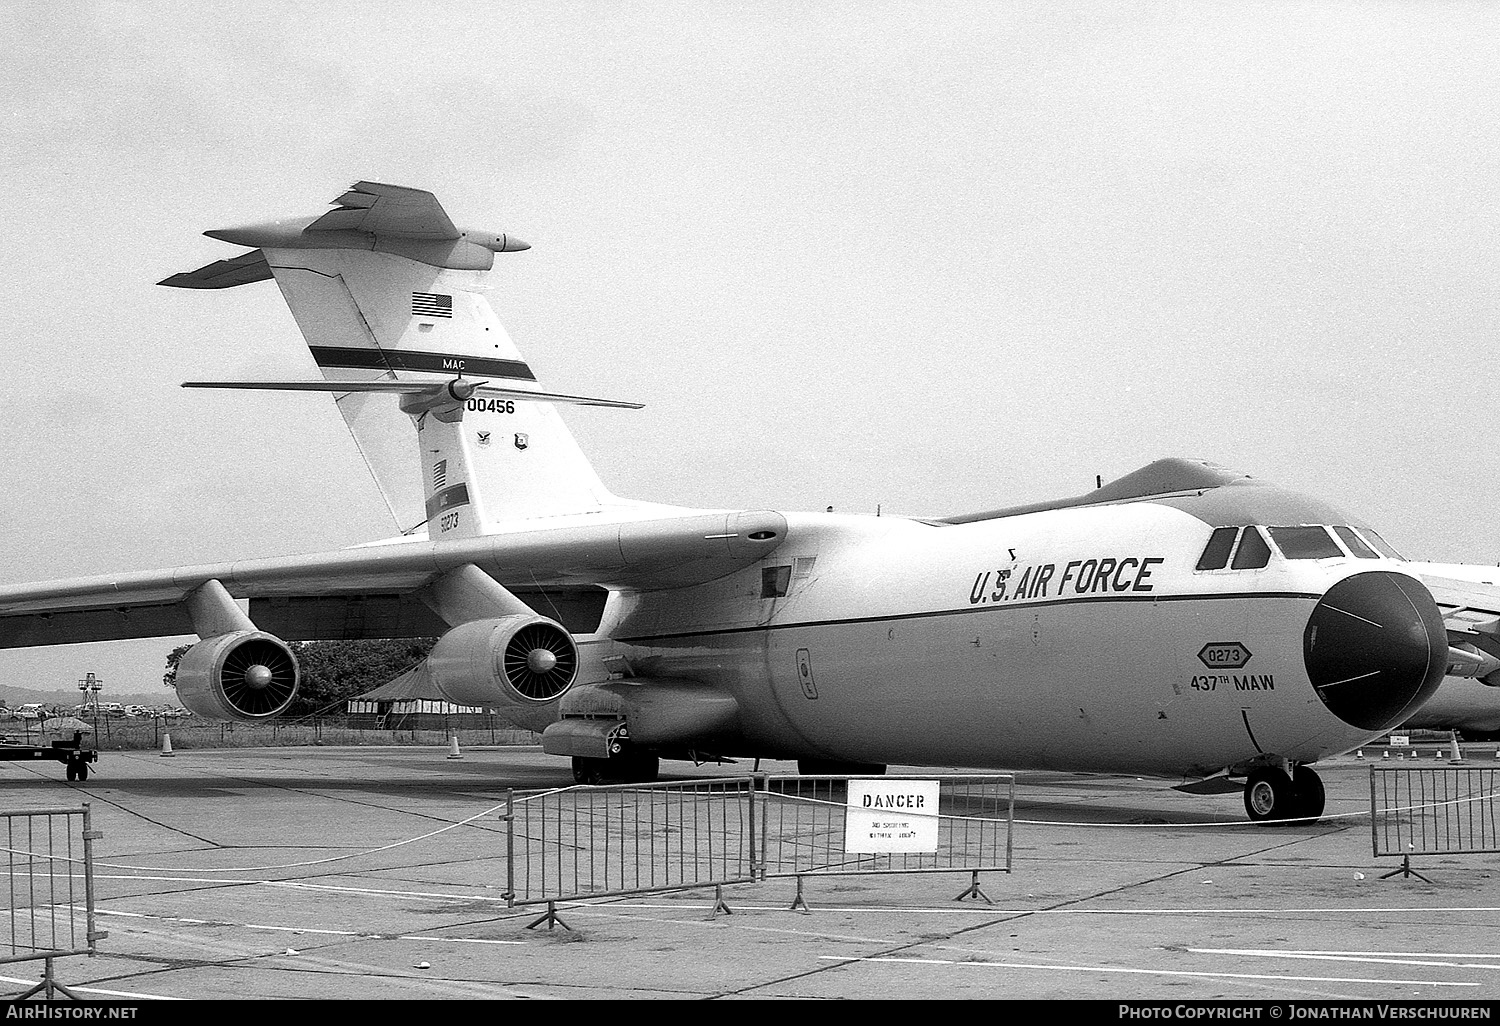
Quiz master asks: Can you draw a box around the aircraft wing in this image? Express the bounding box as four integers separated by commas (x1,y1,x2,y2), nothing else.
304,181,460,239
1410,563,1500,679
1413,564,1500,627
0,510,786,649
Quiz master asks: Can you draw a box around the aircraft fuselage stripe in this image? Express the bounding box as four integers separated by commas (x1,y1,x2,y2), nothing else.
425,483,471,519
614,590,1322,644
309,346,537,380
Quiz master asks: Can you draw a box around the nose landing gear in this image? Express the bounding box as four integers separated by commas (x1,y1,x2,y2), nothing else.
1243,765,1325,823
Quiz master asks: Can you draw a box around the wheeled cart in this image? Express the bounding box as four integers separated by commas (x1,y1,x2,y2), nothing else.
0,731,97,780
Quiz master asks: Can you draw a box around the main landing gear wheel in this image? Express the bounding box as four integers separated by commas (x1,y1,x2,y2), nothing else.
570,752,660,786
571,757,606,786
1243,766,1324,823
1290,765,1325,821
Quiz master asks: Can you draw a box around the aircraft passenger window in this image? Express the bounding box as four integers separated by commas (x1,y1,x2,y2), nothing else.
1268,526,1342,559
1332,526,1380,559
1230,527,1272,569
1360,530,1405,560
761,565,792,598
1196,527,1238,570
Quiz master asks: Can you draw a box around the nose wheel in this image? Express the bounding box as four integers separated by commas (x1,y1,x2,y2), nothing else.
1243,766,1325,823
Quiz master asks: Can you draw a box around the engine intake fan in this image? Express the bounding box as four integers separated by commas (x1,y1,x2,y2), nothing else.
504,620,578,699
428,615,578,719
175,630,299,721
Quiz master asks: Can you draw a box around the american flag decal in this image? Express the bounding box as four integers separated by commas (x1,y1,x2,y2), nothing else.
412,292,453,318
433,459,447,489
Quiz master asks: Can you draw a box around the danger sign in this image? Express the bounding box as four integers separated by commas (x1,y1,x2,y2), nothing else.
844,780,941,854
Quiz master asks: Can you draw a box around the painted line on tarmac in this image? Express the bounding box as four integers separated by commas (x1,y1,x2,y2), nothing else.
246,922,524,946
244,922,525,946
98,872,263,885
95,907,524,945
816,955,1478,987
0,973,176,1000
96,908,223,925
558,899,1500,917
264,880,510,902
1195,947,1500,959
565,906,904,945
561,900,994,915
400,935,527,945
96,907,372,934
1190,948,1500,970
99,886,1500,924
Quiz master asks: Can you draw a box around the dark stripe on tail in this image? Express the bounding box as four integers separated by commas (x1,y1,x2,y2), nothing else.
310,346,536,380
425,483,471,520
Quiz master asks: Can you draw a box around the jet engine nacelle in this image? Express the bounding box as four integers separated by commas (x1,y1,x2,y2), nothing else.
175,630,300,722
428,615,578,729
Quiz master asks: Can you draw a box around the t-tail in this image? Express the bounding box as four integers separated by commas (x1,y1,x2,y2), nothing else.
163,181,642,538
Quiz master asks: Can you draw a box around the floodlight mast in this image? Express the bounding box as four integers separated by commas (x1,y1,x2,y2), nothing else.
77,673,102,732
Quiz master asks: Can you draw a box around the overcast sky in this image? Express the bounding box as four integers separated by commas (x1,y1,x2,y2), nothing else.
2,1,1497,695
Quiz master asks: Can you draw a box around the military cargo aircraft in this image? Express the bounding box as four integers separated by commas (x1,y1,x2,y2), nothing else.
1395,562,1500,739
0,182,1483,821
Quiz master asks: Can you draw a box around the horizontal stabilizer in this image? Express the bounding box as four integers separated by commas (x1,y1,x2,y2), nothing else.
305,181,461,239
158,250,273,290
181,378,643,409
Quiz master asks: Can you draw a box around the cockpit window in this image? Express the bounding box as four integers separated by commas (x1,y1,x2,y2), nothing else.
1360,529,1405,560
1269,526,1343,559
1333,526,1380,559
1196,526,1238,570
1231,526,1272,569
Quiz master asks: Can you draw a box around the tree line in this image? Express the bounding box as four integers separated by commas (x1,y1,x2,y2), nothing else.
164,639,437,718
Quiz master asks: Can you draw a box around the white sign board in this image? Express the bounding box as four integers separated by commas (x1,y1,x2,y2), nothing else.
844,779,941,854
1389,734,1410,747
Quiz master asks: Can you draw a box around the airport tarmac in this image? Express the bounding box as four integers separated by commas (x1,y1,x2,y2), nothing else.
0,743,1497,1002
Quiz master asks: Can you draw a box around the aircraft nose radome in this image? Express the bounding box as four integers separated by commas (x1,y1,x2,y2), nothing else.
1304,571,1447,731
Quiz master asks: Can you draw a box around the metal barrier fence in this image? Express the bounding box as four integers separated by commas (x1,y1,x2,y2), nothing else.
503,774,1015,924
504,777,758,927
0,805,105,999
758,774,1014,906
1370,765,1500,880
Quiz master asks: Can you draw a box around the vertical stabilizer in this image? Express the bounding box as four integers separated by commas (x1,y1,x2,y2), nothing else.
162,182,637,535
262,247,619,530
